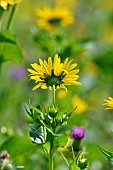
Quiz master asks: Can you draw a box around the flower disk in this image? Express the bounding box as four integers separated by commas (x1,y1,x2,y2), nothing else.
36,7,74,30
27,54,82,91
103,97,113,110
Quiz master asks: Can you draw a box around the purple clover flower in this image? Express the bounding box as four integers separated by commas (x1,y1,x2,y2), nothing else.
11,66,26,80
71,126,86,140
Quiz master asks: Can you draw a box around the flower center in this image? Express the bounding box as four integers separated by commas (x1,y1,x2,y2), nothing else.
44,70,66,87
45,76,60,87
48,18,62,25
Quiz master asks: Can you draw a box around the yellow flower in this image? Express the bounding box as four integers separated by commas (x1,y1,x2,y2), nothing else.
0,0,8,9
101,0,113,11
103,97,113,110
103,27,113,45
0,0,21,10
72,95,88,113
27,54,81,91
36,6,74,30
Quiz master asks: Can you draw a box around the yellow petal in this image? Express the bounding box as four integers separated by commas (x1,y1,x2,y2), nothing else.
27,69,38,75
63,80,82,86
64,75,79,79
65,69,79,75
41,83,48,89
30,76,42,81
32,84,41,90
108,97,113,101
31,63,42,72
43,60,50,75
68,63,77,70
63,58,69,68
53,54,62,76
39,58,43,65
63,59,74,71
53,54,59,71
59,84,67,91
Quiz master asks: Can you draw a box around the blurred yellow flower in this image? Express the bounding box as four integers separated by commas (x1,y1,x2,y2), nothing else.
101,0,113,11
103,97,113,110
0,0,21,10
27,54,81,91
83,62,100,75
72,95,88,113
36,6,74,30
57,89,69,99
103,27,113,45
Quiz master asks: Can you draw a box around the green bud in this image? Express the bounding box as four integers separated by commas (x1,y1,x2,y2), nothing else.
44,114,52,125
48,104,58,117
76,152,89,169
56,114,63,124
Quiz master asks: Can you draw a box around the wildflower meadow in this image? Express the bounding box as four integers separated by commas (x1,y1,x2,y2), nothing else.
0,0,113,170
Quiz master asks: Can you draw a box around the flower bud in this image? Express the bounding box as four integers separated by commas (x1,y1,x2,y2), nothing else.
71,127,86,153
71,126,86,140
48,105,58,117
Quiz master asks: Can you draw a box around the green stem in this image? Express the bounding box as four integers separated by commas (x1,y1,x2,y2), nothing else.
49,148,54,170
53,85,56,104
6,5,17,30
49,86,56,169
49,126,56,170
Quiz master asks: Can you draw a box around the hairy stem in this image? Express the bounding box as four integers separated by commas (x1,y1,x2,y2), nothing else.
53,85,56,104
49,86,56,169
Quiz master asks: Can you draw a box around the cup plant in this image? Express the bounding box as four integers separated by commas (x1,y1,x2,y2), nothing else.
26,54,89,170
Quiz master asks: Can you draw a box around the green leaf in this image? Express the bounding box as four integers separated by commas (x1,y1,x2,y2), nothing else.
54,134,68,149
0,135,36,159
0,30,23,64
25,100,44,122
43,142,50,154
29,124,46,144
98,145,113,164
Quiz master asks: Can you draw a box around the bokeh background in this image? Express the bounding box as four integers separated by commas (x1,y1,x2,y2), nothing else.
1,0,113,169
